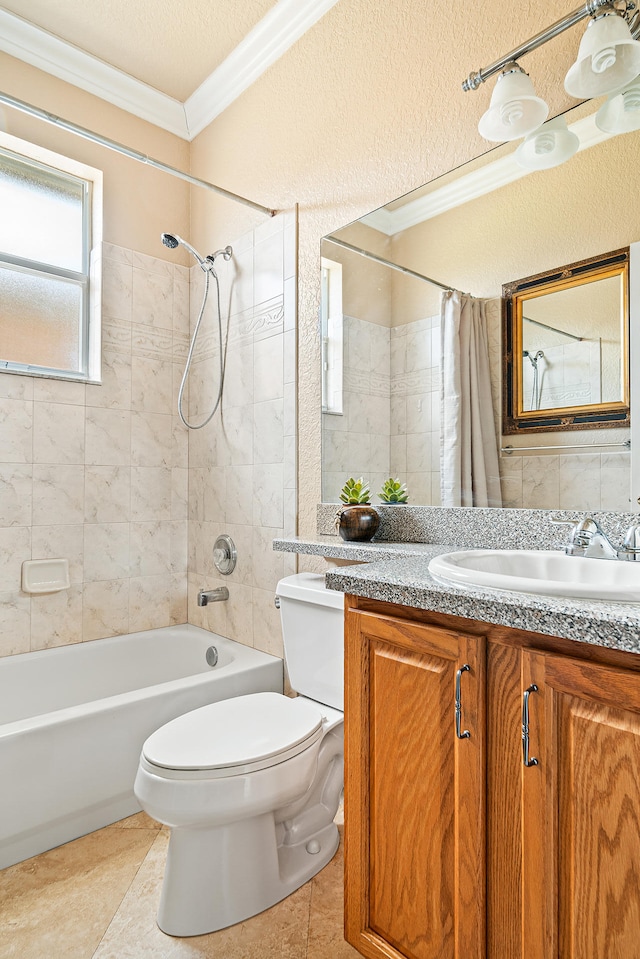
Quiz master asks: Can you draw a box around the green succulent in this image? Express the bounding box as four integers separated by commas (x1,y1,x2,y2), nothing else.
378,477,409,504
339,476,371,505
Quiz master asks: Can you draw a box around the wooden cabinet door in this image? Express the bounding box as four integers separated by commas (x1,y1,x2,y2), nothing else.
344,608,486,959
520,651,640,959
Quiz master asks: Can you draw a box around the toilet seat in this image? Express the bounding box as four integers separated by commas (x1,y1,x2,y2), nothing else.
141,692,324,780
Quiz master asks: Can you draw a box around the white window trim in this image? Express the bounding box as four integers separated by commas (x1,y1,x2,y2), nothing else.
0,130,103,383
321,256,343,415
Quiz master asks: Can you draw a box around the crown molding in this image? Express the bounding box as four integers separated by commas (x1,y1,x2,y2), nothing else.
0,9,189,138
0,0,341,141
184,0,341,138
361,112,613,236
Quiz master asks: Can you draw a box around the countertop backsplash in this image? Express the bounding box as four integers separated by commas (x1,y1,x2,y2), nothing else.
317,503,639,551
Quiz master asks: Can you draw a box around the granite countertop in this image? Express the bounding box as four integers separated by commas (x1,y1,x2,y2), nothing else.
272,535,438,562
273,536,640,656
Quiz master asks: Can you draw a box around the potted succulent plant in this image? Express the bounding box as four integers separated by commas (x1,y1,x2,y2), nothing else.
378,477,409,504
335,477,380,542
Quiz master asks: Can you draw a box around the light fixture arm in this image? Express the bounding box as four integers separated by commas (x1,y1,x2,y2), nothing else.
462,0,635,91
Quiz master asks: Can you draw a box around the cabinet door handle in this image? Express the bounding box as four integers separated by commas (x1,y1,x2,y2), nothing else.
455,664,471,740
522,684,539,767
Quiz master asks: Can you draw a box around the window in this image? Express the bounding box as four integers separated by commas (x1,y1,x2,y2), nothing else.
0,133,102,382
321,256,343,415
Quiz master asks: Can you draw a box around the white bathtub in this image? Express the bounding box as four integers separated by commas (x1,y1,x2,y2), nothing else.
0,625,283,869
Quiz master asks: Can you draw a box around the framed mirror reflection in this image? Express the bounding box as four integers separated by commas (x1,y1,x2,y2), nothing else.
503,248,630,433
320,100,637,513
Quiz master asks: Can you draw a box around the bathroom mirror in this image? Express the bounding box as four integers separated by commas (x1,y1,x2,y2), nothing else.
320,99,637,511
503,248,630,433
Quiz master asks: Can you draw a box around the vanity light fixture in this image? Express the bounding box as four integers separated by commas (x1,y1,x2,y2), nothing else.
515,115,580,168
564,8,640,96
478,63,549,141
596,74,640,129
463,0,640,143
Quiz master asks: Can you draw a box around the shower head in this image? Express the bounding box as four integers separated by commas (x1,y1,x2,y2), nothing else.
160,232,207,268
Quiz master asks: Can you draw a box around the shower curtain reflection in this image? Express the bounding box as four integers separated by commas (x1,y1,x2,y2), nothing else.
440,291,502,507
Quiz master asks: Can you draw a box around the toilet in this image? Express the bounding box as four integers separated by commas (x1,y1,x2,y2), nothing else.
133,573,345,937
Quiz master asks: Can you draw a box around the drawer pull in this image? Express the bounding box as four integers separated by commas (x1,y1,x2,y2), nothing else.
522,684,539,768
455,664,471,740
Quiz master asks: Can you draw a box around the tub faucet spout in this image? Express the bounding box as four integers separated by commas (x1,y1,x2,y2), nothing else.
197,587,229,606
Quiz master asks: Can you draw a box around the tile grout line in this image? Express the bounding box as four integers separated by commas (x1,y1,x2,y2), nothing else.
88,824,162,959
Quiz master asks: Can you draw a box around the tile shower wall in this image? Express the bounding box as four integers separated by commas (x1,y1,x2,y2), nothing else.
0,242,190,657
187,213,297,659
322,315,390,503
389,314,441,506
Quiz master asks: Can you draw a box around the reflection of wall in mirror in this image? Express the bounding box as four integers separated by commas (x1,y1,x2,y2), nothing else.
321,223,442,505
384,131,634,510
521,274,623,410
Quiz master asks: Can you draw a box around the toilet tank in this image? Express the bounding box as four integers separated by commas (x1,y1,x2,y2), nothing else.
275,573,344,710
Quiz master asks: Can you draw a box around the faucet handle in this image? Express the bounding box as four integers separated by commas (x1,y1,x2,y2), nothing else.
619,525,640,560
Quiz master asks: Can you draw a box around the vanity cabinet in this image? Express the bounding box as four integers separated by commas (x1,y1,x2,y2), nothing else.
344,597,640,959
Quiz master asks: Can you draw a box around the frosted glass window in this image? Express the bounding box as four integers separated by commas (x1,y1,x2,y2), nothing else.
0,154,85,272
0,265,82,371
0,140,100,381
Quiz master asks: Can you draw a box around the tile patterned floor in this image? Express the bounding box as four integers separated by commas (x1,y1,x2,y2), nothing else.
0,813,359,959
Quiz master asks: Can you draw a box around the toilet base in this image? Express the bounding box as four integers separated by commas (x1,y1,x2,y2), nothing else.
157,814,340,937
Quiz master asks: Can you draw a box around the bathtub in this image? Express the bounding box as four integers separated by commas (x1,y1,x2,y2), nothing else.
0,624,283,869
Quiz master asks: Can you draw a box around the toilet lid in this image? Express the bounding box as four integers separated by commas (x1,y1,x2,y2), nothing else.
142,692,323,772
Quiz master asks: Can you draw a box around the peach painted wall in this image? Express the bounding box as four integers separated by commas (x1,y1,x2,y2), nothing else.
186,0,584,540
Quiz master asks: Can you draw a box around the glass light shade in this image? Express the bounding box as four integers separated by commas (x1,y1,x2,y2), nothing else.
515,116,580,170
596,76,640,133
478,65,549,142
564,12,640,98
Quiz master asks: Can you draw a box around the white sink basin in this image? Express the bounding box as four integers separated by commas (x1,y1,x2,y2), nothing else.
428,549,640,603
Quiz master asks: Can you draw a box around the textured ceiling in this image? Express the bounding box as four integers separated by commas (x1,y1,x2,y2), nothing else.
0,0,278,100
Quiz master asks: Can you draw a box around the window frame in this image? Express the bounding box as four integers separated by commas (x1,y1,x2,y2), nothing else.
0,132,103,384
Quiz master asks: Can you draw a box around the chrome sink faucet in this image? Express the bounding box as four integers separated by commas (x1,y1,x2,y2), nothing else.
550,515,640,561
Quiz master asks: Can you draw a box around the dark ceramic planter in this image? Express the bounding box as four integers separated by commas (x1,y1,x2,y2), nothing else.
336,504,380,542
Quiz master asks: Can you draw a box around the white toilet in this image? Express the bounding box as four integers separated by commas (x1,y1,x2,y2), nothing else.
133,573,344,937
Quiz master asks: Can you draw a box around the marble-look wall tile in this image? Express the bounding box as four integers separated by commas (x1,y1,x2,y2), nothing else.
0,591,31,656
0,372,33,400
252,587,284,658
85,409,131,466
130,412,172,467
0,243,192,658
85,351,132,410
0,464,32,526
132,268,173,331
0,527,31,591
32,465,85,526
0,398,33,463
31,525,84,583
131,467,171,522
82,579,130,641
128,575,172,632
85,467,131,524
129,522,171,577
33,402,85,465
102,258,132,322
83,523,130,582
30,585,83,650
131,357,173,414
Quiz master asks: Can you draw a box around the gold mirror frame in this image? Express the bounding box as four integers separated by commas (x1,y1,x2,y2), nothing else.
502,248,630,434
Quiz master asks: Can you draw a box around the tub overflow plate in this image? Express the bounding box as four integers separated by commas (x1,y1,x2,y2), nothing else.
206,646,219,667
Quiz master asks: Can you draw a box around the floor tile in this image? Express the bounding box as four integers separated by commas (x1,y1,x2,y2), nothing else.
0,826,158,959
